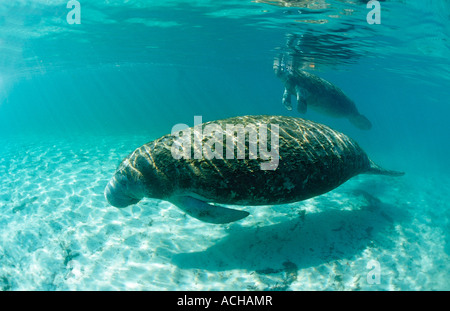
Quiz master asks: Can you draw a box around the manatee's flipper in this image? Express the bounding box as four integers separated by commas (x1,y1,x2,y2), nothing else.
349,114,372,130
282,88,293,111
295,85,307,114
170,196,250,224
365,160,404,177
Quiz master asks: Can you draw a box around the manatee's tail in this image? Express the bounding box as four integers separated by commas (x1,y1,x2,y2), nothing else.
365,159,405,177
349,114,372,130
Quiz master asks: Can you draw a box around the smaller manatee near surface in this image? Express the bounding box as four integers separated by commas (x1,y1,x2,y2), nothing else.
274,56,372,130
105,115,403,224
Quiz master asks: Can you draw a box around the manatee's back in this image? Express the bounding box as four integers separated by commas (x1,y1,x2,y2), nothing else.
260,116,370,203
148,115,371,205
295,70,360,117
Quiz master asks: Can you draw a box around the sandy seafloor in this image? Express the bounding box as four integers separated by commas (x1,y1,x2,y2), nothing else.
0,134,449,291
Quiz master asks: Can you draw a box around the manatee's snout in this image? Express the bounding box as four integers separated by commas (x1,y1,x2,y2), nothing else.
104,173,142,208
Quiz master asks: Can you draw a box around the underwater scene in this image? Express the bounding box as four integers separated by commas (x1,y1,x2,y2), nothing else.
0,0,449,291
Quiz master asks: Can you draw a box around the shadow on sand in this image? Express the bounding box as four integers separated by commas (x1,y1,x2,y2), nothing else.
171,190,410,273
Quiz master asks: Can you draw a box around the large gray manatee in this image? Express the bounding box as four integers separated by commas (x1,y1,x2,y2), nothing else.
105,115,403,224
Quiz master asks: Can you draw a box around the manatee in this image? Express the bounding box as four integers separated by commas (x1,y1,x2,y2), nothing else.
104,115,402,224
273,57,372,130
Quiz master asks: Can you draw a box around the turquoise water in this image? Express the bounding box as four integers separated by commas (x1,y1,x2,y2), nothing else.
0,0,449,290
